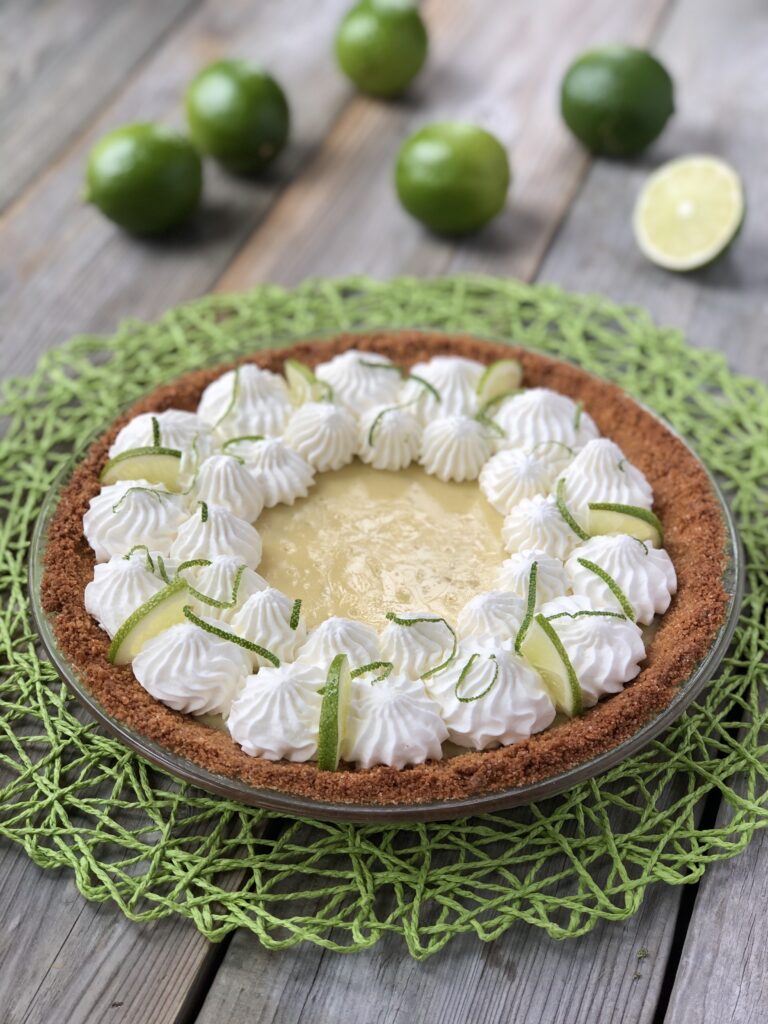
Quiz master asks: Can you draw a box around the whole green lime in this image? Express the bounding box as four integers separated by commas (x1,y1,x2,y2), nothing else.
84,123,202,235
395,122,510,234
185,59,289,174
561,46,674,156
335,0,428,98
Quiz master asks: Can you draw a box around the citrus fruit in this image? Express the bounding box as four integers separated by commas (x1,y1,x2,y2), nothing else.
84,123,202,235
317,653,353,771
519,614,583,716
185,59,290,174
284,359,333,404
335,0,428,98
633,155,744,271
586,503,663,547
108,578,189,665
395,121,510,234
100,447,184,489
476,358,522,406
560,46,674,156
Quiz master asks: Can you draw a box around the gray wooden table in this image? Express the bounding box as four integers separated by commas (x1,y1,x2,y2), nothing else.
1,1,766,1021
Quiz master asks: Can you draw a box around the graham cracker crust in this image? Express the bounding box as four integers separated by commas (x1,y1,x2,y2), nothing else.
40,331,730,806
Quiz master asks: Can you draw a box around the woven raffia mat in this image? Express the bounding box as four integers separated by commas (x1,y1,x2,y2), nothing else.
1,276,766,958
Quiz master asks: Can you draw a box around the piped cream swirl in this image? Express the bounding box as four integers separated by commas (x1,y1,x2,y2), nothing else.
283,402,358,472
315,349,402,410
230,588,306,667
502,494,579,560
493,388,599,449
198,364,291,440
227,663,325,761
192,454,265,522
420,415,493,482
133,621,252,716
84,553,164,636
341,674,447,769
171,504,262,567
426,638,555,749
565,534,676,624
83,480,187,562
358,403,422,471
224,437,315,507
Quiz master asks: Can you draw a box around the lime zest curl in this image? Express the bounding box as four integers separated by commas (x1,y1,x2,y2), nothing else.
183,605,280,666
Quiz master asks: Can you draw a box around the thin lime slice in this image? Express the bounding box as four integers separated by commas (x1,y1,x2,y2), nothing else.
633,156,744,271
284,358,332,403
519,614,583,716
317,653,352,771
100,446,183,489
587,502,663,547
108,577,188,665
476,358,522,405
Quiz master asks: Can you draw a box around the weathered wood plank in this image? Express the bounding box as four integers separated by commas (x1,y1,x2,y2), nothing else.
538,0,768,379
0,0,353,379
663,822,768,1023
0,840,217,1024
217,0,668,291
0,0,199,211
193,799,680,1024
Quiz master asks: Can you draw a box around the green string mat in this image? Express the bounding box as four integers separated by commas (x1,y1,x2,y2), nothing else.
1,275,766,959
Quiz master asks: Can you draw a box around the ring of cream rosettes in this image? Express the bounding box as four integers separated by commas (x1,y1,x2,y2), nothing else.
83,350,677,771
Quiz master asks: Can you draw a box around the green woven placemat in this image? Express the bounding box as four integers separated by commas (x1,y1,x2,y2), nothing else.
1,276,766,958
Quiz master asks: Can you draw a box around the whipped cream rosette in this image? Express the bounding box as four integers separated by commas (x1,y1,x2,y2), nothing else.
557,439,653,524
109,409,214,461
283,401,358,472
456,591,527,644
181,556,268,621
502,493,579,560
84,551,165,636
229,588,306,667
197,364,291,440
426,638,555,749
496,549,571,607
171,502,262,566
358,403,422,471
420,414,493,482
380,612,456,678
297,616,381,671
227,662,325,761
493,388,599,450
133,620,252,716
191,454,266,522
341,674,448,769
480,444,570,514
399,355,484,420
539,595,646,707
83,480,188,562
315,349,402,410
224,437,315,507
566,534,677,624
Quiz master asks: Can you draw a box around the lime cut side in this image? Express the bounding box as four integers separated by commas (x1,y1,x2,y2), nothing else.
519,614,583,717
587,502,663,547
633,156,744,271
317,653,352,771
108,578,188,665
284,358,332,403
476,358,522,406
100,447,183,489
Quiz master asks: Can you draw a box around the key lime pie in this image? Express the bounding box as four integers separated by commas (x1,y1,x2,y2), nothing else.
41,331,729,806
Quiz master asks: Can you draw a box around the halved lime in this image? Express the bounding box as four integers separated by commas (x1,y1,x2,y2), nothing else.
633,156,744,271
283,358,332,404
476,358,522,406
100,446,183,489
317,653,352,771
519,614,583,716
108,578,188,665
587,502,663,547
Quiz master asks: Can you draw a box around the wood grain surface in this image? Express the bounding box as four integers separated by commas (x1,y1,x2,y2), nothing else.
1,0,765,1021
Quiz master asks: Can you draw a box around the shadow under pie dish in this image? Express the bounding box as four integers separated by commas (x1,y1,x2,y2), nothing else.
34,330,742,821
